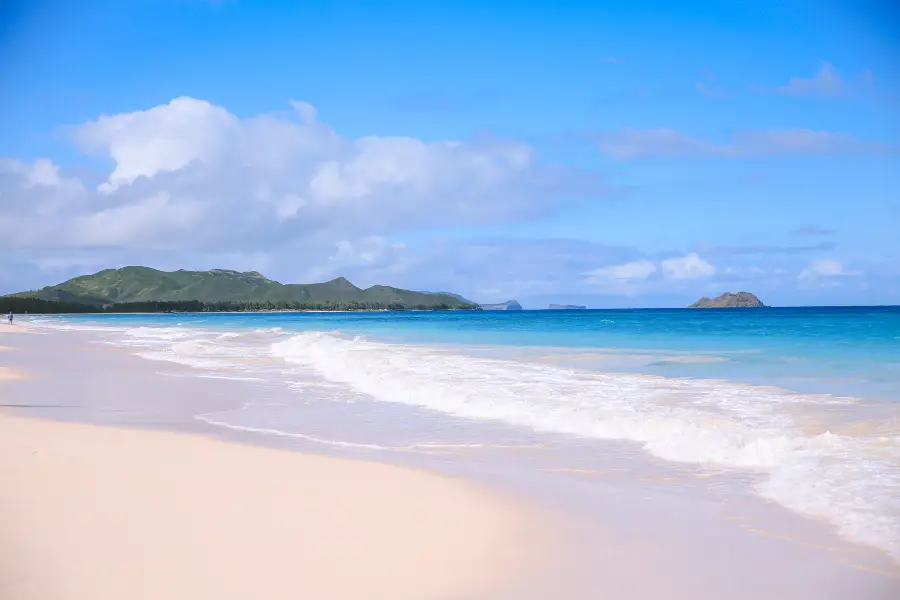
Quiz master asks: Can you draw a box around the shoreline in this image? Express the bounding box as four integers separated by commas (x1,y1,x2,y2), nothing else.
2,325,899,599
34,310,460,316
0,411,543,600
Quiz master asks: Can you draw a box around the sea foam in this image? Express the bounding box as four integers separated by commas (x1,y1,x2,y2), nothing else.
271,331,900,562
26,317,900,563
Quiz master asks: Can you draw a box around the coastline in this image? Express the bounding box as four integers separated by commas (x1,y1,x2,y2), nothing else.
0,393,541,600
2,325,899,599
3,308,479,315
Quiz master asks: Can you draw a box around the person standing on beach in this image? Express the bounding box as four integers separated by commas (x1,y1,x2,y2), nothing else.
7,311,12,324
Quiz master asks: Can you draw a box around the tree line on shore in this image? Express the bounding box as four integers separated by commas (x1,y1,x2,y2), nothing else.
0,297,477,314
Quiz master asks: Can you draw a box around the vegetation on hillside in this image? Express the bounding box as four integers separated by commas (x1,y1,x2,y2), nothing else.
104,300,470,312
0,297,471,314
8,266,478,311
0,297,96,314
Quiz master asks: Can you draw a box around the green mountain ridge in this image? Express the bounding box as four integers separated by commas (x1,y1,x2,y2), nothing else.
9,266,477,310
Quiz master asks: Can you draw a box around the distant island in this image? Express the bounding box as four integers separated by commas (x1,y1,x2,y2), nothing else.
2,267,479,313
548,304,586,310
689,292,766,308
479,300,523,311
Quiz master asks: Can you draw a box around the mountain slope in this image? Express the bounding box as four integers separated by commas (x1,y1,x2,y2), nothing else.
419,291,478,306
10,267,476,309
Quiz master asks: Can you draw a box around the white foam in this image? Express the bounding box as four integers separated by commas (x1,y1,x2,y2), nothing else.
271,331,900,562
195,374,265,382
196,411,546,453
137,337,271,371
25,318,900,562
124,326,192,341
195,414,397,450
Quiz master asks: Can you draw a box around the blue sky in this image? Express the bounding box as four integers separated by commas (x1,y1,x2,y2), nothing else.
1,0,898,307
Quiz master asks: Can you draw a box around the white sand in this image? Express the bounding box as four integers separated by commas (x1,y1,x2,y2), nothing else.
0,410,537,600
0,367,25,380
3,326,898,600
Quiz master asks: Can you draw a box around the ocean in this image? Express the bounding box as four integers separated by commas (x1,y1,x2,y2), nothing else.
26,307,900,564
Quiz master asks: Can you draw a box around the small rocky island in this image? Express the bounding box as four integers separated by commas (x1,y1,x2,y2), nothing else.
689,292,766,308
479,300,523,311
548,304,586,310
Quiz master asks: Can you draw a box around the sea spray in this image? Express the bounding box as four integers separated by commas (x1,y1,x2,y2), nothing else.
271,331,900,562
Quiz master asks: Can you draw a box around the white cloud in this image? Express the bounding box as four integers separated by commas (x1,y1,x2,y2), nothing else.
661,253,716,280
798,259,860,281
582,254,715,294
724,266,764,275
318,237,642,301
0,158,64,187
288,100,318,123
593,127,894,159
582,259,657,295
0,97,604,254
755,61,877,99
306,236,407,285
74,97,241,193
776,61,844,97
584,260,657,283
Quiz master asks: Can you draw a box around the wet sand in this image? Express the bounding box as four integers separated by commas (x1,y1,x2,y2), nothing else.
1,325,899,599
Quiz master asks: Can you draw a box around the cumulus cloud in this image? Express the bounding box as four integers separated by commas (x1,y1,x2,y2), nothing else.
759,61,877,99
0,158,66,187
723,266,764,276
660,253,716,280
73,97,243,192
582,253,716,295
593,127,894,159
317,237,644,303
798,259,860,281
0,97,605,256
774,61,845,97
582,260,657,295
583,260,657,283
305,236,408,285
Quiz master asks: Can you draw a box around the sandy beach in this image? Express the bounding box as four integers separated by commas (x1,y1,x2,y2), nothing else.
0,351,538,599
2,324,899,600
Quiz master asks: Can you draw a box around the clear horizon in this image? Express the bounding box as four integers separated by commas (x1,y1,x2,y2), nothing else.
13,265,900,309
1,0,898,309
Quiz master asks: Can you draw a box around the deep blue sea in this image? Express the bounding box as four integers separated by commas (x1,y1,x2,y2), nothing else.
26,306,900,562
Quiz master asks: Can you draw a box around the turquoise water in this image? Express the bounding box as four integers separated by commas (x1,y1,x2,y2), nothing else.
44,306,900,401
28,306,900,562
